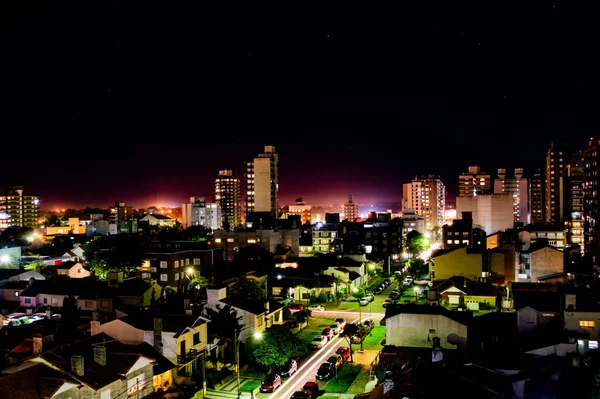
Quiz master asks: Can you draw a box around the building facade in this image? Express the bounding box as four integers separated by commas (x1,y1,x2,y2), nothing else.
287,197,312,224
458,165,492,197
456,193,514,235
582,138,600,262
545,143,570,226
568,153,585,248
402,175,446,231
244,145,279,219
494,168,530,224
530,170,545,224
212,169,242,229
181,197,221,230
343,195,359,222
0,186,39,231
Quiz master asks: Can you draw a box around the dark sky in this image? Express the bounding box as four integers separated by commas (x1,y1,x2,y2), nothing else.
2,2,599,210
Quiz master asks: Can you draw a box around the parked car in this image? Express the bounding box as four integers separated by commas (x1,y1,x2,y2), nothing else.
327,354,344,370
308,304,325,311
329,323,341,335
336,346,351,362
290,391,309,399
288,303,304,312
260,373,282,393
382,298,393,307
302,381,319,398
316,362,336,380
275,359,298,377
311,335,328,349
335,318,347,330
321,327,334,341
366,293,374,302
359,297,369,306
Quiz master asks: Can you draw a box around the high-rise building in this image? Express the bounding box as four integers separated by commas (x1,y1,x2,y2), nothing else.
109,201,133,225
343,195,359,222
456,193,514,235
402,175,446,231
530,169,545,224
0,186,39,231
212,169,241,230
582,138,600,262
182,197,222,230
568,153,584,248
493,168,530,224
545,143,570,226
458,165,492,197
244,145,279,220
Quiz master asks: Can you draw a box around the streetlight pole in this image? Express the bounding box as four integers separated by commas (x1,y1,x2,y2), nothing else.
234,328,240,399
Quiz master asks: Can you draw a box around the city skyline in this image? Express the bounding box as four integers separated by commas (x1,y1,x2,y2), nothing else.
2,3,598,210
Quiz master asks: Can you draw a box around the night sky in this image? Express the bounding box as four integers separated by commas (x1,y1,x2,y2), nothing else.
2,3,598,210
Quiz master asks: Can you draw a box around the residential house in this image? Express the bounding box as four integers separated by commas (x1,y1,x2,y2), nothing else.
563,291,600,352
206,287,284,342
62,244,86,262
509,282,562,334
115,277,162,307
140,240,222,286
429,245,483,281
140,213,177,228
430,276,498,310
17,277,103,311
0,280,30,301
91,312,211,381
1,332,176,398
381,303,472,350
48,261,91,278
0,363,81,399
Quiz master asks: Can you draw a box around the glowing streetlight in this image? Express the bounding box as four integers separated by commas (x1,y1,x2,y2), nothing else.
414,287,420,303
0,254,9,263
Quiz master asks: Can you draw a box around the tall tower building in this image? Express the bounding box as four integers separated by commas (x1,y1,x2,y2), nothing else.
493,168,530,224
212,169,241,230
343,195,359,222
458,165,492,197
402,175,446,231
582,138,600,262
568,153,584,248
530,169,545,224
110,201,133,225
545,143,570,226
0,186,39,231
244,145,279,220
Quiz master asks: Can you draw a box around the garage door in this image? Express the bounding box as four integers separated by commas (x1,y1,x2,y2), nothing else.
448,295,460,305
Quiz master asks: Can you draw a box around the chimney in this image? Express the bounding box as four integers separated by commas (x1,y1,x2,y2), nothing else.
70,354,85,376
153,317,163,355
93,345,107,366
32,334,43,354
90,320,101,336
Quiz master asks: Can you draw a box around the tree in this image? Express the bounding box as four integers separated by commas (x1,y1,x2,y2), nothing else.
186,276,211,310
204,304,244,339
83,234,143,273
405,231,429,256
407,258,426,277
61,293,80,342
253,327,301,368
233,244,275,275
87,259,109,280
351,287,366,300
230,276,266,300
340,323,358,362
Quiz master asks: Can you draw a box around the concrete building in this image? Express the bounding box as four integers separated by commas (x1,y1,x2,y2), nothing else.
458,166,492,198
400,208,426,236
530,169,545,224
582,138,600,262
343,195,359,222
181,197,221,230
494,168,530,224
244,145,279,219
568,153,585,248
0,186,39,231
110,201,133,225
402,175,446,231
545,143,570,226
212,169,242,229
456,193,514,235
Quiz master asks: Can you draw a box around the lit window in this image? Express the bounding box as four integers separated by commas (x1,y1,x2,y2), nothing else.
160,261,167,269
160,274,168,282
580,320,595,328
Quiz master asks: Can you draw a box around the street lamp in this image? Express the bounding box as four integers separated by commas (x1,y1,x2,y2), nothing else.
234,328,240,399
415,287,420,303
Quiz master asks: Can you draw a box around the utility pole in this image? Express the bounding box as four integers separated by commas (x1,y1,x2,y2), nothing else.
202,352,206,398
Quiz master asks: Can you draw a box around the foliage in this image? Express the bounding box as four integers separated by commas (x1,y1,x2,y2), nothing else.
164,382,198,399
61,293,80,342
351,287,366,300
204,304,244,338
185,276,211,309
407,258,426,276
253,326,301,367
87,259,109,280
24,260,45,273
83,234,143,272
317,293,328,303
340,323,358,357
0,227,33,248
183,225,212,241
230,276,266,300
405,230,429,256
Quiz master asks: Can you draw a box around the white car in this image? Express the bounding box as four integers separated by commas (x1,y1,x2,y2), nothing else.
311,335,328,349
308,304,325,311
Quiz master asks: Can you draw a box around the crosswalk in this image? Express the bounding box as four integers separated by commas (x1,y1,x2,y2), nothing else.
204,377,257,399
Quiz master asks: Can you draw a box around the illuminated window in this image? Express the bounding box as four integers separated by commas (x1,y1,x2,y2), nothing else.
160,261,167,269
580,320,595,328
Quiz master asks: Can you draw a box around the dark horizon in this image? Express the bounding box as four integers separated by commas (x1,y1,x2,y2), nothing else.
2,3,598,210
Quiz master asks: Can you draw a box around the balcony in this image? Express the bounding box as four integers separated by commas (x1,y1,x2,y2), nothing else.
177,348,203,365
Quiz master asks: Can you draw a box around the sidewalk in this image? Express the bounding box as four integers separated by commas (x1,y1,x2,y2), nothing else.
345,349,379,395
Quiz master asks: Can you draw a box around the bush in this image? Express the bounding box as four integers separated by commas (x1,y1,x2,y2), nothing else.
479,302,497,310
317,293,328,303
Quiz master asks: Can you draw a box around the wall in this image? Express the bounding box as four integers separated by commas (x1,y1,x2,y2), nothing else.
431,246,482,281
385,313,468,349
530,247,564,280
92,319,144,345
564,311,600,341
